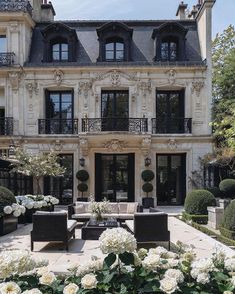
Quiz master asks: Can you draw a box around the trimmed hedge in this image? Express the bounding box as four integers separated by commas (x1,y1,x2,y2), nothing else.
77,183,88,192
182,211,208,224
220,200,235,240
219,179,235,199
0,186,16,206
184,189,216,215
76,170,89,182
142,183,153,193
206,187,224,199
141,170,155,182
220,226,235,241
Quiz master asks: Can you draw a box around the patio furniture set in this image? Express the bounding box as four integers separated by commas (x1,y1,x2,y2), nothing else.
30,201,170,251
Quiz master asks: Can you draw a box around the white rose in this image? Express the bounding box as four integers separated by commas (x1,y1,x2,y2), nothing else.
11,203,18,211
63,283,79,294
36,267,49,276
196,273,210,284
142,254,160,271
22,289,42,294
13,209,21,217
3,206,13,215
159,278,178,294
164,269,184,283
223,291,233,294
0,282,21,294
137,248,148,259
81,274,97,289
39,272,56,285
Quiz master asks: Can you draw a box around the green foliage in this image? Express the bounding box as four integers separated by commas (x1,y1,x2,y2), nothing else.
182,211,208,224
77,183,88,192
142,183,153,193
219,179,235,199
206,187,224,199
141,170,155,182
0,186,16,206
76,170,89,182
212,25,235,149
220,200,235,236
184,189,216,215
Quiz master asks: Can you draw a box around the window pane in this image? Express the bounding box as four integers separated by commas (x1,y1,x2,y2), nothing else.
169,42,177,60
61,93,72,102
116,50,124,60
116,42,124,50
53,52,60,60
61,43,68,51
0,36,7,53
106,42,114,50
53,43,59,51
161,42,168,60
61,51,68,60
105,51,114,60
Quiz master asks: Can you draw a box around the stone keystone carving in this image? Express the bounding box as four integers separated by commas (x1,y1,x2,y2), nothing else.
54,69,64,86
9,72,21,91
168,139,178,150
191,81,205,97
80,138,89,156
166,69,176,85
103,139,127,152
26,81,39,98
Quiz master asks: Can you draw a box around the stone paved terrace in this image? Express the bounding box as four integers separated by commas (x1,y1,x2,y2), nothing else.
0,214,234,273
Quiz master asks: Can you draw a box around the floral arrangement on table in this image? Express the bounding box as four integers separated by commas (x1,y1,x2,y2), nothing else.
2,203,26,218
88,198,110,221
0,228,235,294
16,195,59,210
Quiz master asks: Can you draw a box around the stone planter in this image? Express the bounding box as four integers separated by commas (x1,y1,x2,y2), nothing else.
0,214,18,236
219,199,231,210
207,206,224,230
142,197,154,209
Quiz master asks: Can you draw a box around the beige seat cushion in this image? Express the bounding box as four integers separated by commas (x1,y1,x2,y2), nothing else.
127,203,138,214
102,213,119,219
107,203,119,214
72,213,91,219
74,204,85,214
75,202,90,213
118,202,128,213
67,220,77,232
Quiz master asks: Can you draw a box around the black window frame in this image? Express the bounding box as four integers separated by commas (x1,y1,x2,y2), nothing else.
160,36,179,61
51,41,69,62
105,38,125,62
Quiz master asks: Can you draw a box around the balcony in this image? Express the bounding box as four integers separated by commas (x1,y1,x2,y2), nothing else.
0,53,15,66
152,118,192,134
38,119,78,135
0,117,13,136
0,0,33,15
82,118,148,133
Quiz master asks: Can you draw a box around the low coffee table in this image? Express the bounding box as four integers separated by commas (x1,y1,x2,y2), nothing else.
81,220,120,240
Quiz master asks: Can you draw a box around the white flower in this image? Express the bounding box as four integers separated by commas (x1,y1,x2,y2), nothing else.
3,206,13,215
63,283,79,294
11,204,18,211
196,273,210,284
223,291,233,294
42,201,48,207
36,267,49,276
137,248,148,259
0,282,21,294
99,228,136,254
191,258,215,283
231,276,235,287
25,202,34,210
142,254,161,271
81,274,97,289
159,278,178,294
164,269,184,283
22,289,42,294
39,272,56,285
19,206,26,214
225,258,235,272
13,209,21,217
76,259,103,277
149,247,168,256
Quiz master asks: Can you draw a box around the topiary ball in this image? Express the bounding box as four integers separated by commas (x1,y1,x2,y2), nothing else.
184,189,216,215
219,179,235,199
206,187,224,199
76,170,89,182
221,200,235,232
141,170,155,182
142,182,153,193
0,186,16,206
77,183,88,192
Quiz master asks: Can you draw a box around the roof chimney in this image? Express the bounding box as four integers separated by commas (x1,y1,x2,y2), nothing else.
176,1,188,19
41,0,55,22
190,5,198,18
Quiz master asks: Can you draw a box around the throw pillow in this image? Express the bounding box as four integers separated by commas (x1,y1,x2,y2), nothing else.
127,203,138,214
74,204,85,214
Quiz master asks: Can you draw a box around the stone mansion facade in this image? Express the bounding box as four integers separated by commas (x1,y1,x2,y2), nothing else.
0,0,215,205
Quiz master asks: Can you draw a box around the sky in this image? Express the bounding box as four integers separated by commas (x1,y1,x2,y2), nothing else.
50,0,235,38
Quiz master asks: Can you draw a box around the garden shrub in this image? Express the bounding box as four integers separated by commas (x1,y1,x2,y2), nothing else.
142,182,153,193
0,186,16,206
219,179,235,199
141,170,154,182
76,170,89,182
184,189,216,215
182,211,208,224
206,187,224,199
220,200,235,240
77,183,88,192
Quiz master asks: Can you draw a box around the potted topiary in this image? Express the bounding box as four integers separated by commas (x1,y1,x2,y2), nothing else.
141,170,155,208
0,186,18,235
76,170,89,201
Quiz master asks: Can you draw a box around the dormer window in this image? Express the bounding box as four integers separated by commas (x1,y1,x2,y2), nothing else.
161,37,178,61
52,42,69,61
105,38,124,61
97,22,133,62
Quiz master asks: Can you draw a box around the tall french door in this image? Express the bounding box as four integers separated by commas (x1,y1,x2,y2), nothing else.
157,154,186,205
95,153,135,202
101,90,129,131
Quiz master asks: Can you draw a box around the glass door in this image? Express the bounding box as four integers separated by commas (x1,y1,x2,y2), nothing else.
95,154,135,202
157,154,186,205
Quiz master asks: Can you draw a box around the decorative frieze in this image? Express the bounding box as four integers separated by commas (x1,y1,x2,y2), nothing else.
103,139,127,152
166,69,176,85
92,69,138,86
168,139,178,150
80,138,89,156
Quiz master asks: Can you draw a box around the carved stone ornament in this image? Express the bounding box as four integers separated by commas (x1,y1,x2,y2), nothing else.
166,69,176,85
78,81,92,110
9,72,21,91
168,139,178,150
141,137,151,156
80,138,89,156
54,69,64,86
191,81,204,97
137,79,152,95
53,140,63,152
103,139,127,152
93,70,138,86
26,81,39,98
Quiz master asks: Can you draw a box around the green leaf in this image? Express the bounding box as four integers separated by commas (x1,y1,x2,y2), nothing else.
119,252,134,265
104,253,116,268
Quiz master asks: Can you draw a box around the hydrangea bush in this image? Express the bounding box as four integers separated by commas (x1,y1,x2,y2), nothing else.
2,203,25,217
88,198,110,221
0,228,234,294
16,195,59,210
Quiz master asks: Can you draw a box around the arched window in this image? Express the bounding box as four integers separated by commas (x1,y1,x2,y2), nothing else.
105,38,124,61
52,42,69,61
161,37,178,61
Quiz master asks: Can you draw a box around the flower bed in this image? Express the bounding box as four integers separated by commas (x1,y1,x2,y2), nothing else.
0,228,235,293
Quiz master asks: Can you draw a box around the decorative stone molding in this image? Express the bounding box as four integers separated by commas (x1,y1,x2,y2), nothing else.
168,139,178,150
141,137,151,156
53,140,64,152
26,81,39,98
54,69,64,86
80,138,89,156
166,69,176,85
137,79,152,95
9,72,21,91
9,21,19,33
103,139,127,152
191,81,204,97
78,81,92,110
92,69,138,86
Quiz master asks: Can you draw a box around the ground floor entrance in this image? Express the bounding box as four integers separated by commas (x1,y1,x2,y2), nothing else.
156,154,186,205
95,153,135,202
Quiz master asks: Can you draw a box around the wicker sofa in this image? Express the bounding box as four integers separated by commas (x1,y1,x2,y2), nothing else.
68,201,141,222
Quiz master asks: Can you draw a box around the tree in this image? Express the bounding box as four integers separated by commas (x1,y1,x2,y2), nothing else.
12,150,66,195
211,25,235,149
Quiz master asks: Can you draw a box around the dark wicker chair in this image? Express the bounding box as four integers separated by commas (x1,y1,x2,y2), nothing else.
30,212,77,251
134,210,170,250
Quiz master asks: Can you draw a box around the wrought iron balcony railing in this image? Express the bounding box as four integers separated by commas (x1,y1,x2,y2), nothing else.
0,53,15,66
82,118,148,133
0,117,13,136
0,0,33,15
38,119,78,135
152,118,192,134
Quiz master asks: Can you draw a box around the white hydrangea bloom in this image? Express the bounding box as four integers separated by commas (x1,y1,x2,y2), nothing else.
3,206,13,215
159,277,178,294
0,282,21,294
142,254,161,271
225,258,235,272
164,269,184,283
99,228,136,254
81,274,97,290
13,209,21,217
137,248,148,259
191,258,215,284
76,259,103,277
63,283,79,294
22,289,42,294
